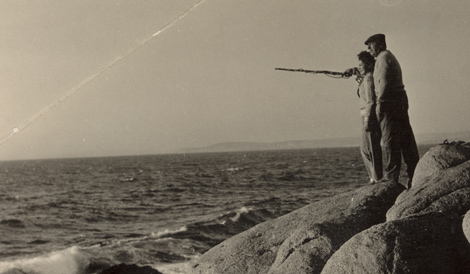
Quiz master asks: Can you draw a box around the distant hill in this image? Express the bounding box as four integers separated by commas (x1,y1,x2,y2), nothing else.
182,137,360,153
182,131,470,154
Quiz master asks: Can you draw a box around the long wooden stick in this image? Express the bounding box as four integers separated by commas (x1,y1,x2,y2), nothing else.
275,67,344,76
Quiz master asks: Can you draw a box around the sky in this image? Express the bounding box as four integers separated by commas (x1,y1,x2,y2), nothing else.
0,0,469,160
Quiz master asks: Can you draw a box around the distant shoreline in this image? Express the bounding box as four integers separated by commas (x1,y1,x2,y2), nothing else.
182,131,470,154
2,131,467,162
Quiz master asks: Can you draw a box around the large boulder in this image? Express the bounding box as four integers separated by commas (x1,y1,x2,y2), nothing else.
321,212,470,274
267,182,404,274
191,182,404,274
411,141,470,188
387,141,470,221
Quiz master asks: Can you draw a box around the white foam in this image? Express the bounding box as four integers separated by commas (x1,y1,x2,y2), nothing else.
152,260,196,274
0,246,87,274
151,226,188,238
230,206,252,222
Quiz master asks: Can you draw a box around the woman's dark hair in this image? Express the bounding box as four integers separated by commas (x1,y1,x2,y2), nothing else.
357,51,375,73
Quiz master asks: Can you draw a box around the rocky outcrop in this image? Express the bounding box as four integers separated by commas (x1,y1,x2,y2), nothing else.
191,182,404,274
411,141,470,188
267,183,404,274
321,212,470,274
387,141,470,221
191,142,470,274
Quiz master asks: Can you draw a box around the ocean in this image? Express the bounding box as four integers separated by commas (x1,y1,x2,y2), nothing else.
0,145,434,274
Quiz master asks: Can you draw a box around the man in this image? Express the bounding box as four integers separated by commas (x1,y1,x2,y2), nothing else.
345,34,419,189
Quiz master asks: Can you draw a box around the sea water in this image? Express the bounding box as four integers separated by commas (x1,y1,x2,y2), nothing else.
0,146,433,273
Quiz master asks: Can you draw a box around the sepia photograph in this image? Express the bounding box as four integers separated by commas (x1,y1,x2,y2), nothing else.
1,1,470,273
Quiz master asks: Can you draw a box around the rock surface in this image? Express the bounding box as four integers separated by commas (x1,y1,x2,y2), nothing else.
411,141,470,188
191,182,404,274
191,142,470,274
463,209,470,244
387,142,470,221
321,212,470,274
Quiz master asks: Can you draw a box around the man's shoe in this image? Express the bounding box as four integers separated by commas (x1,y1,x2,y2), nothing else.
370,178,382,184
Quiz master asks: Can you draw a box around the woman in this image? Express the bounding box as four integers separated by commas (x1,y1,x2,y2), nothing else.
357,51,382,183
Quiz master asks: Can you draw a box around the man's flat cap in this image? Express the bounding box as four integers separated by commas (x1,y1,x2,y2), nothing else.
364,34,386,45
